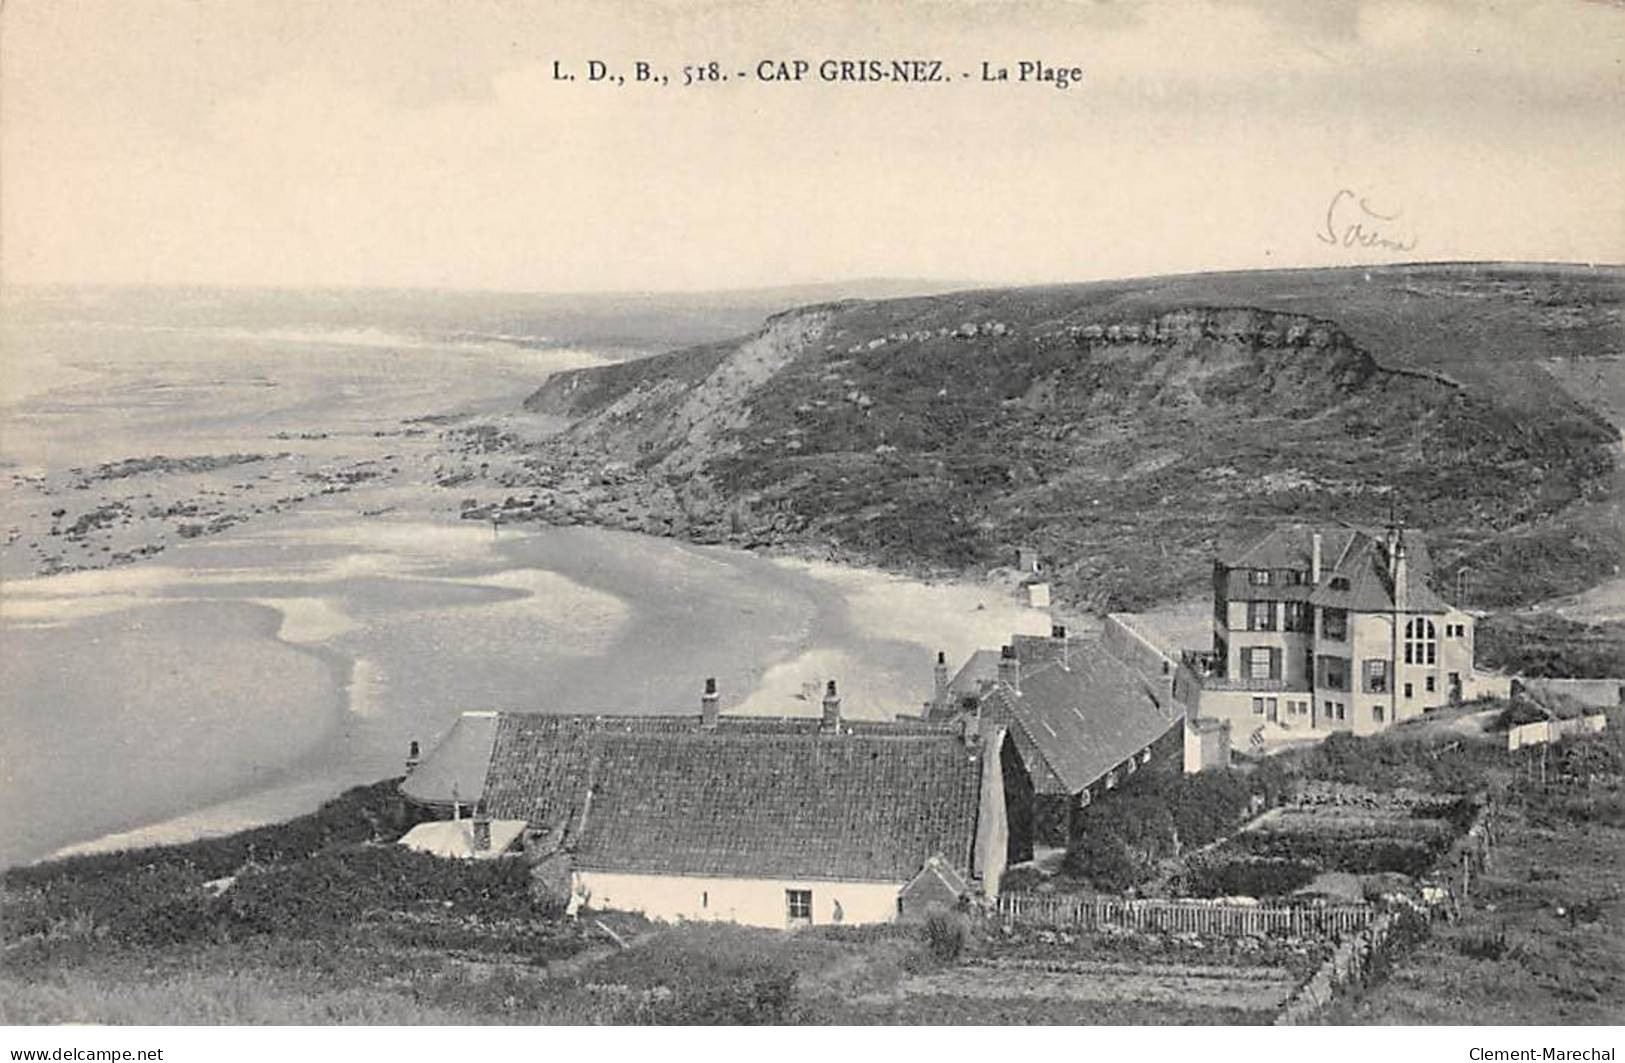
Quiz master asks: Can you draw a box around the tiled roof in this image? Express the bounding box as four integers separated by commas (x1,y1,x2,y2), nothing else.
573,731,982,881
401,709,978,882
947,649,1000,697
1223,523,1451,614
398,818,527,860
398,711,500,808
986,637,1180,796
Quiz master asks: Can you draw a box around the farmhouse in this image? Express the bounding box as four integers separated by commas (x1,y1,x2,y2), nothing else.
400,682,1011,928
927,623,1185,850
1176,522,1507,746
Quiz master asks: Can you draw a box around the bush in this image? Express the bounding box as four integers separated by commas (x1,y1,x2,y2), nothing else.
1064,828,1145,891
922,907,966,963
636,968,800,1025
1185,857,1318,898
1455,930,1508,961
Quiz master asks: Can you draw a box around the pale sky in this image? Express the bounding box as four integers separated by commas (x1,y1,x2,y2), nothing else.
3,0,1622,292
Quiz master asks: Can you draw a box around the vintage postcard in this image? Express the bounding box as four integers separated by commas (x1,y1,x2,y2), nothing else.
1,0,1621,1045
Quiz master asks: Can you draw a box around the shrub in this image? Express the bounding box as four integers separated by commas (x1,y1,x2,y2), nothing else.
636,968,800,1025
1064,828,1145,891
1185,857,1318,898
1455,929,1508,961
922,907,966,963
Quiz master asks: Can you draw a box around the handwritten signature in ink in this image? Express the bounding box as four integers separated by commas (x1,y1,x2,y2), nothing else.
1316,189,1418,252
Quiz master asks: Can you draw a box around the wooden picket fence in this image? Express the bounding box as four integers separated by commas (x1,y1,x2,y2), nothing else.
997,893,1373,938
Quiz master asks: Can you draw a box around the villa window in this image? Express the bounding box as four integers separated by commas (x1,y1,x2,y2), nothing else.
786,889,813,925
1363,659,1388,694
1374,705,1386,724
1322,607,1348,641
1404,682,1413,699
1405,618,1437,665
1253,697,1265,715
1426,676,1436,694
1248,600,1276,631
1283,602,1311,632
1246,646,1281,680
1320,656,1348,691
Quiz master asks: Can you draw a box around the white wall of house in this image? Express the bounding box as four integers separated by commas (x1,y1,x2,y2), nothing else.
573,871,904,929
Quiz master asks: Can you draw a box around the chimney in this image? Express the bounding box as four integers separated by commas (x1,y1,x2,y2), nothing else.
998,644,1021,693
471,805,492,853
1392,532,1409,613
1052,623,1069,668
405,739,421,773
821,680,842,731
701,677,720,730
933,651,950,707
1310,533,1323,586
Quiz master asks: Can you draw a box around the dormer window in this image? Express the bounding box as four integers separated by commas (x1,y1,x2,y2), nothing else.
1328,576,1350,592
1250,569,1272,586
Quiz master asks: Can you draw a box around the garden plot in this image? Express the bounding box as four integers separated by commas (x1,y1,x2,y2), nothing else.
1183,788,1477,897
899,957,1299,1013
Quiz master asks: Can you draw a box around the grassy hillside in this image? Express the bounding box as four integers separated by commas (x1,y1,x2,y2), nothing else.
513,263,1622,611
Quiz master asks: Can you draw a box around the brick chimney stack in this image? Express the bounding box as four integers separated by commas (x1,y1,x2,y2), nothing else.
933,651,950,710
1052,624,1069,668
472,804,492,853
821,680,842,731
1311,532,1323,586
405,739,421,774
701,677,720,730
998,644,1021,693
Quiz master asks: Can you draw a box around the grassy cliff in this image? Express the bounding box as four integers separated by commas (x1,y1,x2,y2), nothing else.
517,263,1623,611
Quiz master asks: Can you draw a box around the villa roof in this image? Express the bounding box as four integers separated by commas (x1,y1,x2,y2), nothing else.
1221,523,1451,614
985,636,1180,796
401,709,980,882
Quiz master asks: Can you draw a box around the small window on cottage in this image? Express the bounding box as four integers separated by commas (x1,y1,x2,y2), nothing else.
702,891,709,909
1373,705,1386,723
786,889,813,925
1250,569,1272,586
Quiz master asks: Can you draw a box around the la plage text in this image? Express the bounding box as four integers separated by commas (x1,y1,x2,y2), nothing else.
550,59,1084,90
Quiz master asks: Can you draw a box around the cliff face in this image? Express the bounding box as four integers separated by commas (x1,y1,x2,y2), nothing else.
516,268,1621,610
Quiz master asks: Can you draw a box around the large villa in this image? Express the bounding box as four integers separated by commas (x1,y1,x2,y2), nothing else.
1172,523,1508,745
